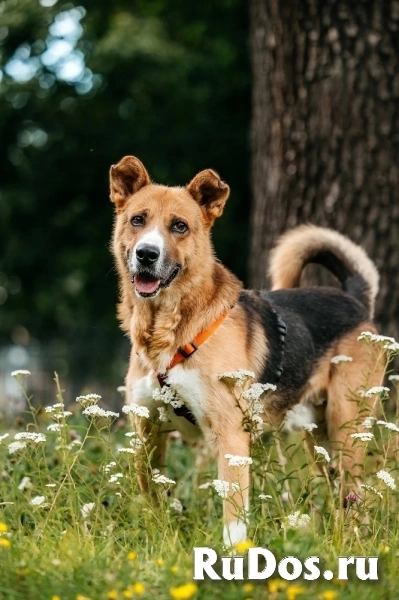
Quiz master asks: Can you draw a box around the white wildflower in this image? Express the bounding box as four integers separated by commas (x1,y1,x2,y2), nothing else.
30,495,46,507
170,498,183,513
15,432,46,444
11,370,31,377
376,470,396,490
212,479,230,498
152,471,176,485
362,416,376,429
385,342,399,352
259,494,273,500
152,386,184,409
198,482,212,490
47,423,62,433
118,448,136,454
303,423,318,432
360,484,383,499
358,331,395,344
117,385,127,393
377,420,399,433
82,405,119,418
218,370,255,386
224,454,253,467
76,393,101,407
108,473,124,484
281,511,311,530
157,406,170,422
0,433,9,442
359,386,390,398
388,374,399,382
45,403,64,413
81,502,95,519
18,476,32,491
350,432,374,442
330,355,353,364
8,441,27,454
103,461,117,473
122,404,150,418
314,446,331,462
52,411,73,420
242,382,277,401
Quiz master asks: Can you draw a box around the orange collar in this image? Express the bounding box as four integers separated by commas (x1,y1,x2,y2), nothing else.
162,309,230,374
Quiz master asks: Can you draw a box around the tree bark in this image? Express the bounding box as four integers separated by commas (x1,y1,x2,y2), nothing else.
249,0,399,338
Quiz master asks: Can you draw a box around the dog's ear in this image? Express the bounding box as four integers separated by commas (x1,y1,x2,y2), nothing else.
109,156,151,210
186,169,230,226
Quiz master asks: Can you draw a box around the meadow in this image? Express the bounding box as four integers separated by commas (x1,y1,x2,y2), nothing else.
1,333,399,600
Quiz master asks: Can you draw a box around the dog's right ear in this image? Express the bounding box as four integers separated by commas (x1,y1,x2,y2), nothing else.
109,156,151,211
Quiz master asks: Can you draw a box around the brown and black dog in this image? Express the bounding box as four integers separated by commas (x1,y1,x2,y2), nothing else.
110,156,384,546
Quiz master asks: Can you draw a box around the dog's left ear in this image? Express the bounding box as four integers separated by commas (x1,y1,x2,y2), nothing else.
186,169,230,226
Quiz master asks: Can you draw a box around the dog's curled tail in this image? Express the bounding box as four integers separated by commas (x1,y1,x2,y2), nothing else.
269,225,379,318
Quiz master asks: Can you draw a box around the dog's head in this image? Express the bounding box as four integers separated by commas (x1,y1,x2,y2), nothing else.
110,156,230,299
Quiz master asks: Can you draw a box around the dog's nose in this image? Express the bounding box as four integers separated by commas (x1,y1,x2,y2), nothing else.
136,244,160,266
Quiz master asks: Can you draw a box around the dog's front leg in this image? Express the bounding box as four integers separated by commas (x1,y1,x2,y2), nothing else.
135,418,167,496
214,429,250,548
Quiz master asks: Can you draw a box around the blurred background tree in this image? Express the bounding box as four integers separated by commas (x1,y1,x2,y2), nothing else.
250,0,399,341
0,0,250,402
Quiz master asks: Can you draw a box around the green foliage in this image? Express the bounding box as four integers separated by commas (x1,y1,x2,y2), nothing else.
0,0,250,385
1,372,399,599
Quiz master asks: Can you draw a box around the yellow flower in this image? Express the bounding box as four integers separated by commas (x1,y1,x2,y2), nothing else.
0,522,8,533
107,592,118,600
243,583,254,592
127,551,137,561
131,583,145,595
51,596,61,600
235,540,255,553
0,538,11,548
170,565,179,574
122,591,133,599
286,585,306,600
76,596,90,600
380,545,390,554
169,582,198,600
156,558,165,567
268,579,287,593
321,591,338,600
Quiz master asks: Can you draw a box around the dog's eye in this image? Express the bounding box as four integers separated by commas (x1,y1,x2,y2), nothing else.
131,215,145,227
171,221,188,234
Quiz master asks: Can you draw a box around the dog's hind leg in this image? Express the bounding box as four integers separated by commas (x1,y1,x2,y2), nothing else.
325,329,385,498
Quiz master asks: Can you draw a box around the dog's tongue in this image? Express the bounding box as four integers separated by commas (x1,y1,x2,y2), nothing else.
134,275,160,294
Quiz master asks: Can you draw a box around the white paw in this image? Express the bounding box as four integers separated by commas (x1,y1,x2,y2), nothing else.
223,519,247,547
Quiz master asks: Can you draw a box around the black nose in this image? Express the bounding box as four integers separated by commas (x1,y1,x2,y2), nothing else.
136,244,160,266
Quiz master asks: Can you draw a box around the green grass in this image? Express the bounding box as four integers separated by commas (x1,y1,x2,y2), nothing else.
1,363,399,600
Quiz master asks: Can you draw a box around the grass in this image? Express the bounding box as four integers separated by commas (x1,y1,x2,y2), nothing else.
1,339,399,600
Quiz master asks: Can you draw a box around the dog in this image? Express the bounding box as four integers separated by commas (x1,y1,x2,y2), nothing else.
109,155,385,546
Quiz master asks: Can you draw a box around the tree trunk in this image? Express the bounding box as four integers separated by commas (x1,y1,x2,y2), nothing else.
249,0,399,339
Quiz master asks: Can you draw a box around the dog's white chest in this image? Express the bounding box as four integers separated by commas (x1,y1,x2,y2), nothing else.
130,366,204,440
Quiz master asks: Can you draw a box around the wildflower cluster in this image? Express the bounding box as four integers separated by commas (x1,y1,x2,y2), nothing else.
152,386,184,409
76,393,101,407
314,446,331,462
330,355,353,364
224,454,253,467
218,370,255,386
122,404,150,418
281,511,311,530
212,479,240,498
376,470,396,490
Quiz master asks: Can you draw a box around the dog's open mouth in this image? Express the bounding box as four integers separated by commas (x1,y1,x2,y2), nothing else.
133,266,180,297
